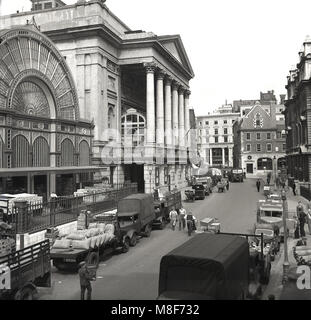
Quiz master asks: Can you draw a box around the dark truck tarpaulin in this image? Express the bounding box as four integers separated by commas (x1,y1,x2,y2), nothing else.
158,233,249,300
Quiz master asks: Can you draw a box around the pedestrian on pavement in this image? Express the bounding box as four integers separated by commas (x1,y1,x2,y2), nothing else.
298,209,307,238
178,207,186,231
79,262,95,300
267,172,271,185
292,183,296,196
169,207,178,231
256,179,261,192
226,179,230,191
307,208,311,235
185,212,197,236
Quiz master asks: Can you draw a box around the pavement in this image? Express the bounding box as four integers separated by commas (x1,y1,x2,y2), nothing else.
261,181,311,300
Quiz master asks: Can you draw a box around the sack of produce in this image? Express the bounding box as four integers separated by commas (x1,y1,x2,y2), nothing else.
66,231,87,241
72,239,91,250
104,224,115,235
99,233,107,245
95,236,101,247
86,228,101,238
90,237,98,249
53,239,72,249
97,223,106,233
88,223,98,229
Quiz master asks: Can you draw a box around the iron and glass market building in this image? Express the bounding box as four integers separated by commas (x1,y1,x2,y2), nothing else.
0,25,95,200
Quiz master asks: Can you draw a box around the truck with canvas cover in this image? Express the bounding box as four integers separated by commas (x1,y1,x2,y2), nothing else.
117,194,156,246
153,189,181,229
51,210,129,271
0,240,51,300
158,233,249,300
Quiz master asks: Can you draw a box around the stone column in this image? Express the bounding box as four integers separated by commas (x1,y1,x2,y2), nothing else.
172,81,179,147
184,90,191,147
209,148,213,165
229,147,233,167
178,86,185,147
222,148,225,166
145,63,156,163
164,75,173,146
156,70,165,146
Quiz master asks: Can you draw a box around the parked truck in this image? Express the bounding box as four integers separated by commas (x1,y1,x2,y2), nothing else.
51,194,156,271
158,232,271,300
0,240,51,300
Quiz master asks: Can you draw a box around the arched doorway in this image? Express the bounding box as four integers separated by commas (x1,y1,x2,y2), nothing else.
257,158,272,170
277,157,287,170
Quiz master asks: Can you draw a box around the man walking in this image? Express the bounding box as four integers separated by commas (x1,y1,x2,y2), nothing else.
169,207,178,231
298,207,307,238
256,179,261,192
226,179,230,191
178,207,186,231
292,182,296,196
79,262,95,300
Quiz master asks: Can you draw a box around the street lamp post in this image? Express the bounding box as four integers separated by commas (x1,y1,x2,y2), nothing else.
273,156,277,191
149,168,153,194
281,189,290,283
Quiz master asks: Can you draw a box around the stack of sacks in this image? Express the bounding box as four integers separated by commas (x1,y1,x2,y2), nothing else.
52,239,72,249
104,224,115,242
66,230,90,250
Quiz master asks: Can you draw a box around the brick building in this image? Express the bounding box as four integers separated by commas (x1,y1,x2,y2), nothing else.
284,37,311,182
233,102,286,176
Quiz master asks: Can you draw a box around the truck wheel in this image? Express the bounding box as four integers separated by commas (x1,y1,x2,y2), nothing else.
144,225,152,237
130,234,137,247
121,238,130,253
15,287,36,300
87,252,99,268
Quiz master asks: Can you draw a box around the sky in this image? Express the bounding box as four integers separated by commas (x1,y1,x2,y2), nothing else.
0,0,310,116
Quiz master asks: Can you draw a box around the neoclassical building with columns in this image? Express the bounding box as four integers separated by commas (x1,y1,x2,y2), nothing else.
0,0,195,193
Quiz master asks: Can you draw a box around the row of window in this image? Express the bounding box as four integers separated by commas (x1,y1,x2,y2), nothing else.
198,136,231,144
199,128,231,136
245,143,286,152
199,119,235,126
245,132,286,140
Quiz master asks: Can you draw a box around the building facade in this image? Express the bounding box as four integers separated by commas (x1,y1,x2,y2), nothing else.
196,105,240,167
0,26,95,200
0,0,195,193
233,102,286,176
284,37,311,182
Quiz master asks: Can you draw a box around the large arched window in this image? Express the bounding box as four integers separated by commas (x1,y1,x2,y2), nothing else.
61,139,75,166
121,112,145,147
33,137,50,167
257,157,272,170
79,140,90,166
12,135,30,168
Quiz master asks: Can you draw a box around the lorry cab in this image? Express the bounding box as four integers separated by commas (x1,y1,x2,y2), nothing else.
231,168,244,182
117,194,156,244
